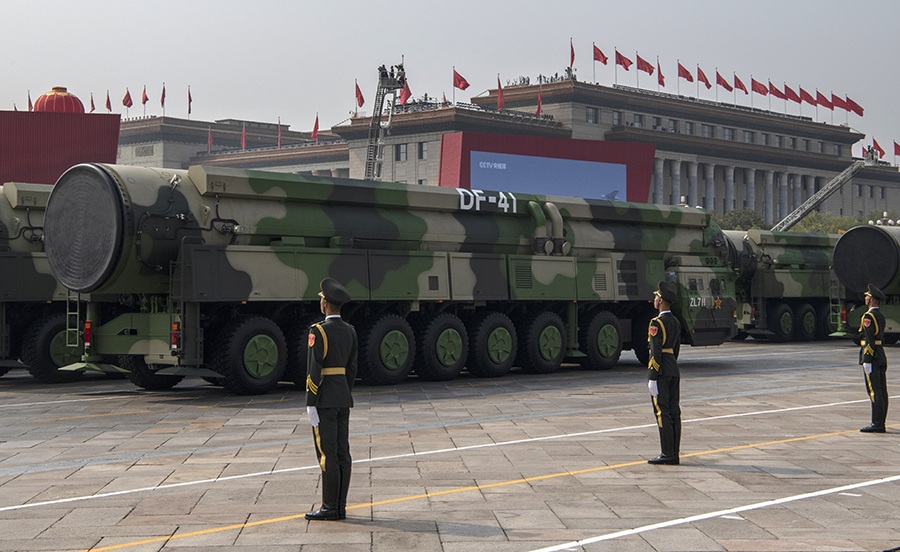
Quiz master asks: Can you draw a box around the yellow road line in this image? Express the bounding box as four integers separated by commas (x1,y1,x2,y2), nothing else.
78,423,897,552
33,411,151,422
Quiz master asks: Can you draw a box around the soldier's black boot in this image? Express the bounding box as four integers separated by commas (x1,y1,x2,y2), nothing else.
306,470,341,520
337,466,351,520
649,426,678,465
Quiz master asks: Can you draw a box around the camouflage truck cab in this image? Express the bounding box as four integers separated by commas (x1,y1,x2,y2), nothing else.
0,182,76,382
722,229,841,342
43,164,738,394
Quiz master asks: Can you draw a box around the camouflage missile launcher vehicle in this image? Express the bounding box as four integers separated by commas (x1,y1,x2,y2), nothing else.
833,224,900,343
0,182,76,382
43,164,738,394
722,230,841,342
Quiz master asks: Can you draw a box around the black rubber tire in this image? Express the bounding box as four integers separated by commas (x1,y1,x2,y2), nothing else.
815,302,837,340
630,311,654,367
579,311,622,370
21,314,82,383
0,365,11,377
766,303,794,343
210,317,287,395
465,311,517,378
793,303,817,342
414,313,468,381
120,355,183,390
358,313,415,385
885,334,900,345
286,313,325,388
517,311,566,374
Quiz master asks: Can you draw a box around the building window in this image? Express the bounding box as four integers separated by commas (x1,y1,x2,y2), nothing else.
669,119,678,132
743,130,754,143
701,124,714,138
685,122,694,135
775,135,783,148
652,116,662,129
856,185,862,197
613,111,622,125
834,144,842,156
818,141,825,153
803,139,810,151
790,137,796,149
881,187,885,199
723,128,734,141
586,107,598,124
869,186,874,198
418,142,427,160
418,179,427,186
761,133,769,146
633,114,643,128
395,143,407,162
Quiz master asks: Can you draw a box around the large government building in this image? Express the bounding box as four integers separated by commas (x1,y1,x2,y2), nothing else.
115,78,899,225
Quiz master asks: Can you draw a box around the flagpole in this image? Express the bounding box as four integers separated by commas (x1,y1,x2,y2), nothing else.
656,56,660,93
750,75,754,110
635,51,639,89
143,85,146,117
715,68,718,103
733,73,736,104
696,65,699,98
162,82,165,117
592,42,596,84
452,66,456,105
677,60,680,96
614,47,617,85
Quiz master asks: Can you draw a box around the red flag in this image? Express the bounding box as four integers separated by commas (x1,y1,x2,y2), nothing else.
799,87,816,106
311,115,319,141
160,84,166,108
105,91,112,112
593,45,608,65
207,127,212,155
28,91,32,112
442,92,448,106
784,84,800,103
355,82,364,107
769,81,786,100
535,85,542,116
697,66,711,89
636,54,654,75
677,62,693,82
123,89,133,108
716,71,733,92
873,138,885,159
188,86,192,115
894,141,900,157
816,90,832,110
497,77,504,110
90,93,95,113
570,38,575,67
831,93,848,112
399,81,411,105
657,60,665,87
615,50,632,70
751,78,768,95
241,124,246,150
846,96,863,116
734,74,747,94
141,86,149,105
453,69,470,91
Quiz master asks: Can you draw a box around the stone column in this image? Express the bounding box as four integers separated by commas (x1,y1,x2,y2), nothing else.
765,170,775,225
670,161,681,206
779,173,789,221
793,174,802,212
704,164,715,211
745,168,756,212
654,158,665,204
724,166,735,213
688,162,699,207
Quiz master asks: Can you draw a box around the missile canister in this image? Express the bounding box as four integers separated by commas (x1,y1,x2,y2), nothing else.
833,224,900,294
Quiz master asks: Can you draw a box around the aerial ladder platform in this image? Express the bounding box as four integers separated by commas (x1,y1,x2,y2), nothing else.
364,63,406,180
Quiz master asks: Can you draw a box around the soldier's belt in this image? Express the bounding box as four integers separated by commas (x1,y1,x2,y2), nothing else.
662,348,675,354
860,341,882,346
321,367,346,375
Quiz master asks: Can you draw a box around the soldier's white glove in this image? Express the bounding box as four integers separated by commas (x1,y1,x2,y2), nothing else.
307,406,319,428
648,380,659,397
864,363,873,375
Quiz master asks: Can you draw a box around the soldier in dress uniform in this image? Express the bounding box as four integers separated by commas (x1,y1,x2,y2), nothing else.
859,283,888,433
305,278,358,520
647,281,682,465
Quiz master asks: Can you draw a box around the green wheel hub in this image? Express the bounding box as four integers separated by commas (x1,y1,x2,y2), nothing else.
538,325,562,361
243,334,279,378
49,330,79,367
595,324,620,358
436,328,463,367
487,327,512,364
779,312,793,335
380,329,410,371
802,311,816,335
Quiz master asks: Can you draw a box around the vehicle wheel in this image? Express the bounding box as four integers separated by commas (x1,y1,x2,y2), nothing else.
21,314,82,383
885,334,900,345
120,355,183,390
0,365,10,377
210,317,287,395
414,313,468,381
285,313,325,388
630,311,654,366
579,310,622,370
793,303,817,342
766,303,794,343
815,302,837,340
358,313,415,385
466,311,517,378
518,311,566,374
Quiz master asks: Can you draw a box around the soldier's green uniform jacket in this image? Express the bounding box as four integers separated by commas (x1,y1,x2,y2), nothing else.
859,308,886,366
306,317,358,408
648,311,681,379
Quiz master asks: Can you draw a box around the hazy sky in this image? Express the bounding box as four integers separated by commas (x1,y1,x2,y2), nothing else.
3,0,897,160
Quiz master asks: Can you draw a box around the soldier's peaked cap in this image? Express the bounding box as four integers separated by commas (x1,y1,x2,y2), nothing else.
319,278,351,304
655,281,678,304
865,283,886,301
